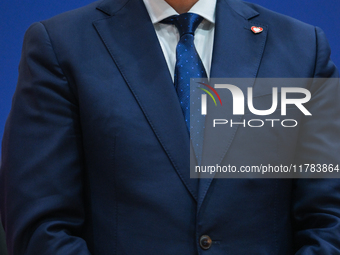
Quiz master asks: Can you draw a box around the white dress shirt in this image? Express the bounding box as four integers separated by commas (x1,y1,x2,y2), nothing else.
143,0,216,80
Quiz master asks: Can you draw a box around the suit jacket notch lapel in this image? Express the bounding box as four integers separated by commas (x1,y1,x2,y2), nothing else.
197,0,269,211
93,0,199,201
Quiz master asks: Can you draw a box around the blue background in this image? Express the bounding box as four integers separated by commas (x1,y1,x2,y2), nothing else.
0,0,339,150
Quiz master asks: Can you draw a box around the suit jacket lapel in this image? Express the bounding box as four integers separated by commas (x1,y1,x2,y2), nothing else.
198,0,268,210
93,0,199,201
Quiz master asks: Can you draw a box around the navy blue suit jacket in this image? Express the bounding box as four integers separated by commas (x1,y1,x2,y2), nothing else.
1,0,340,254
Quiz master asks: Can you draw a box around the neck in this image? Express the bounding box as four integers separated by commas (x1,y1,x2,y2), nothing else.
165,0,199,14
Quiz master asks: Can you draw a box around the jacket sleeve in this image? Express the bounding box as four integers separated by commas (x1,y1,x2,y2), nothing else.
0,22,92,255
292,27,340,254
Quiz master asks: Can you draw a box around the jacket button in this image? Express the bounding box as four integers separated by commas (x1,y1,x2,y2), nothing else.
199,235,212,250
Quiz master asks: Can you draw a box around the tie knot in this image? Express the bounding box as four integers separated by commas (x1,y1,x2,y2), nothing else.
162,13,204,37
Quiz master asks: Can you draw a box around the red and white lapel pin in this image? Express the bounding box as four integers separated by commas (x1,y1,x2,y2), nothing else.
251,26,263,34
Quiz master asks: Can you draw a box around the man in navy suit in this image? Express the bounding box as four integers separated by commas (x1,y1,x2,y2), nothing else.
1,0,340,254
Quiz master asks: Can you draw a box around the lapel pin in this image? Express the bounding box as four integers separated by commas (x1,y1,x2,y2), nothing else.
251,26,263,34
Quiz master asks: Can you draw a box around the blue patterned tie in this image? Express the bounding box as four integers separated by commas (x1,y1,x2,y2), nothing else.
162,13,207,164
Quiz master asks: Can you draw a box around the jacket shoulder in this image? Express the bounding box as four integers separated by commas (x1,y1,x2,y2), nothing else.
39,0,108,33
243,1,315,33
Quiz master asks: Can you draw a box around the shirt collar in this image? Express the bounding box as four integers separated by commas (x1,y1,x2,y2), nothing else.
143,0,216,25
